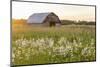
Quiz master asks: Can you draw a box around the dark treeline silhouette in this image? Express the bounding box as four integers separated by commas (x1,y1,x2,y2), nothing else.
61,20,95,25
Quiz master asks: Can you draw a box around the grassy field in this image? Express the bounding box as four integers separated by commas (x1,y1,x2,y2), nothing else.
12,22,96,65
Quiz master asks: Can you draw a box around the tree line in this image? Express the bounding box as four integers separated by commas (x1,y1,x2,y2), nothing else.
61,20,95,25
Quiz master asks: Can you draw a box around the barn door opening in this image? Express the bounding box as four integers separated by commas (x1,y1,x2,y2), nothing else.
50,21,55,27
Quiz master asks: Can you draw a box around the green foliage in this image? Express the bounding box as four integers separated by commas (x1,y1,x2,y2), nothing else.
61,20,95,25
12,25,96,66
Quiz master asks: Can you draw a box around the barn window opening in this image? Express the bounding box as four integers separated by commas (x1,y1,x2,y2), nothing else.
50,21,55,27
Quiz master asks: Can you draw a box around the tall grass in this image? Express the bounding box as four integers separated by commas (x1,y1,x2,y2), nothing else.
12,22,96,65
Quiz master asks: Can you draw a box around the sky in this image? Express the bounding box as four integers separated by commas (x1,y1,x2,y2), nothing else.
12,1,95,21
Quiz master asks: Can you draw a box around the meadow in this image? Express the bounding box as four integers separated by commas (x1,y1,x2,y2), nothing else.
12,19,96,65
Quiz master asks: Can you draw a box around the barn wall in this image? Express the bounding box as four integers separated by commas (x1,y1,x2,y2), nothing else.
43,13,61,27
43,21,50,27
48,13,61,24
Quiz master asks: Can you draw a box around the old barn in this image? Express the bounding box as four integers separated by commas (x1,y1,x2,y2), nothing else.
27,12,61,27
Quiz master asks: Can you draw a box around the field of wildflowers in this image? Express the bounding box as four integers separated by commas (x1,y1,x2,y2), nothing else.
12,25,96,65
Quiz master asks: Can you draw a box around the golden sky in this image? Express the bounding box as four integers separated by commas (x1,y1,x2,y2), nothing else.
12,1,95,21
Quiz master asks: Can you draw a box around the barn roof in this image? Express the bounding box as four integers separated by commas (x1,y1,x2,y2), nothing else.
27,12,53,23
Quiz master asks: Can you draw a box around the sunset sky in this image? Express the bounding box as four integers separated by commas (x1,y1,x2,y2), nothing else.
12,1,95,21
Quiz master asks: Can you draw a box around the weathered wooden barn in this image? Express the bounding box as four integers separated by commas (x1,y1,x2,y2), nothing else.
27,12,61,27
